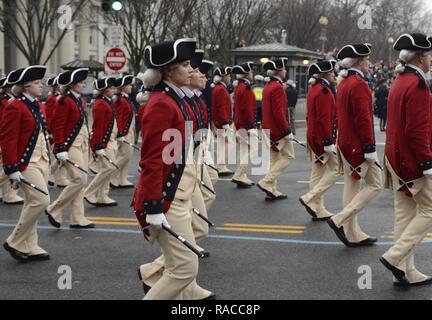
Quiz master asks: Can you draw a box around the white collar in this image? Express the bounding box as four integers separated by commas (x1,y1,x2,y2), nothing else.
272,76,283,83
121,92,129,98
164,81,185,99
348,68,365,78
220,81,228,88
193,89,203,97
181,87,195,99
22,92,36,102
407,64,428,81
103,95,112,102
70,90,80,99
321,78,330,86
6,93,14,99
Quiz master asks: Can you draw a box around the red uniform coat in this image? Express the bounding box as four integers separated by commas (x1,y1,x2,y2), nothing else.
197,96,209,128
307,80,337,158
386,68,432,185
337,71,375,171
132,83,192,229
114,94,134,138
262,78,291,144
51,93,87,154
90,96,115,151
234,80,256,130
0,96,48,174
45,93,59,131
211,82,232,129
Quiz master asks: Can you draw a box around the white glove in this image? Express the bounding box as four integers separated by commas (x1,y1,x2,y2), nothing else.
96,149,106,157
324,144,337,155
423,169,432,179
248,128,258,137
117,137,126,143
285,133,294,141
365,152,379,164
56,152,69,162
146,213,170,230
9,171,24,182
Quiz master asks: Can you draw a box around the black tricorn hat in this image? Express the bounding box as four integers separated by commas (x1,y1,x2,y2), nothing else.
337,43,372,60
47,75,60,86
214,67,232,76
94,77,116,91
191,49,204,70
144,38,197,68
232,62,254,74
0,77,12,88
113,75,135,88
58,68,89,86
7,65,47,85
199,60,214,75
308,60,337,76
394,33,432,52
263,58,288,71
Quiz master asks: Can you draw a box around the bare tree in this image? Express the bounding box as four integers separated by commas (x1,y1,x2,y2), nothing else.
0,0,86,65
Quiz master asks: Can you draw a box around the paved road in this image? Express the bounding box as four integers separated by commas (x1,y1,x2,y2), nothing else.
1,118,432,300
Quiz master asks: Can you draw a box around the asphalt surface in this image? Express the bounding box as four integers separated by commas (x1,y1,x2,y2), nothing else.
1,106,432,300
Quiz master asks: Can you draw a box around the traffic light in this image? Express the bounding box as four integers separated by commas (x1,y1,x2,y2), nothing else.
102,0,124,13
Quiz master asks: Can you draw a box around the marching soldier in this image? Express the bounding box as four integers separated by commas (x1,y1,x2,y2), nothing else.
194,61,219,190
0,78,24,205
110,75,136,189
327,43,383,247
134,38,214,300
231,62,257,189
45,75,70,188
299,60,339,221
84,77,118,207
380,33,432,286
211,66,234,177
1,65,51,261
258,58,294,201
45,68,94,229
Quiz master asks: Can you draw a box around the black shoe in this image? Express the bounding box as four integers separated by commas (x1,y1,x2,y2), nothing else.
57,184,67,189
45,210,61,229
265,194,288,202
394,277,432,287
200,293,217,300
95,202,118,208
84,197,117,207
380,257,409,286
200,251,211,259
257,183,277,198
89,168,99,175
312,216,333,222
327,219,351,247
4,200,24,205
110,183,120,189
137,268,151,294
48,181,55,187
3,242,28,262
299,198,318,219
70,224,96,229
28,253,50,261
218,171,234,177
232,179,254,189
348,237,378,248
119,184,135,189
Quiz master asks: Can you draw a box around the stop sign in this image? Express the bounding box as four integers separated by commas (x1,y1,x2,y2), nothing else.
106,47,127,71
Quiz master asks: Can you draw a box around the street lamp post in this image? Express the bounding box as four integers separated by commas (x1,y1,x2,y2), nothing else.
388,36,395,66
319,16,329,54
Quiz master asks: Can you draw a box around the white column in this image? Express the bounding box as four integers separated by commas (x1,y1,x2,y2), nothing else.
14,1,28,68
78,1,90,60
